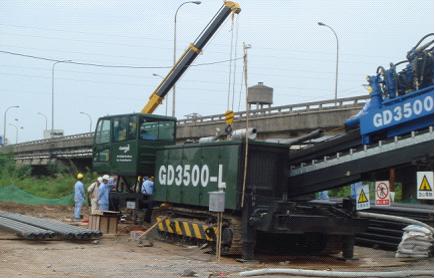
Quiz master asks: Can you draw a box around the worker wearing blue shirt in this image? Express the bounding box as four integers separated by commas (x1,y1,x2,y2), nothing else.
141,176,155,223
141,176,155,196
98,175,111,211
74,173,86,221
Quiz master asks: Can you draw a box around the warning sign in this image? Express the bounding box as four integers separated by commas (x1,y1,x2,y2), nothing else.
356,184,370,210
417,172,433,200
375,181,390,206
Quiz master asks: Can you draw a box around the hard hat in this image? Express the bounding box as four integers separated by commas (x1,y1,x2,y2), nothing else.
77,173,84,180
97,177,103,183
102,174,110,181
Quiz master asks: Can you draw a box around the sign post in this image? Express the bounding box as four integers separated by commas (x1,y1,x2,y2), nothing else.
375,181,391,206
209,191,225,262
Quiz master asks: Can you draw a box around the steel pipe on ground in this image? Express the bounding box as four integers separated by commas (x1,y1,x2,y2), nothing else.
0,212,101,240
356,212,434,234
0,216,56,240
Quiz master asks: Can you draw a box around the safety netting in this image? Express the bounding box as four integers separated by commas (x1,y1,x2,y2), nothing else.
0,185,72,206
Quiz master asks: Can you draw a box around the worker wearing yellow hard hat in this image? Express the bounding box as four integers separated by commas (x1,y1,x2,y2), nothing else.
74,173,85,221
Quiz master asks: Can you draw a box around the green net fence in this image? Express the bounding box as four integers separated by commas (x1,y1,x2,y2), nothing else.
0,185,72,206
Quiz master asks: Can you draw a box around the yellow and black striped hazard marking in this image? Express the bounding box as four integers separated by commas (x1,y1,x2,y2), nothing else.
156,217,216,241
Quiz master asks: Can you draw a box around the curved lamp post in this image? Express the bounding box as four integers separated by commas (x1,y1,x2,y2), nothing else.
152,73,167,115
37,112,48,131
172,1,202,117
3,105,19,145
318,22,339,101
9,123,23,144
52,60,72,135
79,112,93,132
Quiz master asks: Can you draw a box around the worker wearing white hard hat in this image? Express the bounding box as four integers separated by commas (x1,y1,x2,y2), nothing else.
73,173,86,221
87,176,102,214
98,174,111,211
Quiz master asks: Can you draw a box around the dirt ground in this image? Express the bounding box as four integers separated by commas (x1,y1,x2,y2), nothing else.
0,203,433,277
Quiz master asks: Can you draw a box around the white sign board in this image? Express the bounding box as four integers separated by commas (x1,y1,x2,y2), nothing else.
126,201,136,209
356,184,370,210
417,172,433,200
375,181,390,206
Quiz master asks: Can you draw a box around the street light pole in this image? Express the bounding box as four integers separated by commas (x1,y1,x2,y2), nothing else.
9,123,23,144
318,22,339,101
173,1,202,117
37,112,48,131
3,105,19,145
52,60,72,136
152,73,167,115
79,112,93,132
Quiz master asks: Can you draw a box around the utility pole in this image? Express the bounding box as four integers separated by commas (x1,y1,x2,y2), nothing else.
240,42,251,208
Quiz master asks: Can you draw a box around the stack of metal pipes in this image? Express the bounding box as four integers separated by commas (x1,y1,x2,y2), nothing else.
0,212,102,240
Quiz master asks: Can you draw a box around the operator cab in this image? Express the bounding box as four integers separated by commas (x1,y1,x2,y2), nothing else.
92,113,176,178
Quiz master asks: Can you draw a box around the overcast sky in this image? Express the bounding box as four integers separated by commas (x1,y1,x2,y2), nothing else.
0,0,433,143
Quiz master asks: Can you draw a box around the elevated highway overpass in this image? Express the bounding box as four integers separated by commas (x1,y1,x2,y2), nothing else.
2,95,368,167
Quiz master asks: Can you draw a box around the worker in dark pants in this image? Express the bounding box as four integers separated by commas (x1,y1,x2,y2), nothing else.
141,176,155,223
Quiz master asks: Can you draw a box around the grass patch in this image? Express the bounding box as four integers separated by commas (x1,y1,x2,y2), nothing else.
0,154,93,199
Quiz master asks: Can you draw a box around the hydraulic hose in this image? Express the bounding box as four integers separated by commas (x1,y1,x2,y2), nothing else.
407,33,434,60
239,268,433,277
413,33,434,50
356,211,434,234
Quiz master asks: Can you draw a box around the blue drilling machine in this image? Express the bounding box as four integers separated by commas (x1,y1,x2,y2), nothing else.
346,33,434,144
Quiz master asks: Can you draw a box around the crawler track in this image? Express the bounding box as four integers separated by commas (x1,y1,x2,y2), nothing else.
151,206,243,255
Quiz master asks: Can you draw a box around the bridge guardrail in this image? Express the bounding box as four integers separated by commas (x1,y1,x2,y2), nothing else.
177,95,368,125
9,95,368,149
12,132,94,148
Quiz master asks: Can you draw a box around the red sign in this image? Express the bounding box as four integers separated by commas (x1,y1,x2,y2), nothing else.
375,181,390,206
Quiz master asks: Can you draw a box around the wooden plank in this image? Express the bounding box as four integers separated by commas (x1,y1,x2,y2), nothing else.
108,217,118,234
99,216,109,234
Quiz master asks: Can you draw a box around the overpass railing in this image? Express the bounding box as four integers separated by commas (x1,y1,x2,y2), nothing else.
177,95,368,125
8,95,368,149
12,132,94,149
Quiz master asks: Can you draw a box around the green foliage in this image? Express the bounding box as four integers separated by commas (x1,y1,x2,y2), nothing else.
46,162,70,177
0,155,93,200
329,185,351,198
394,183,403,201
